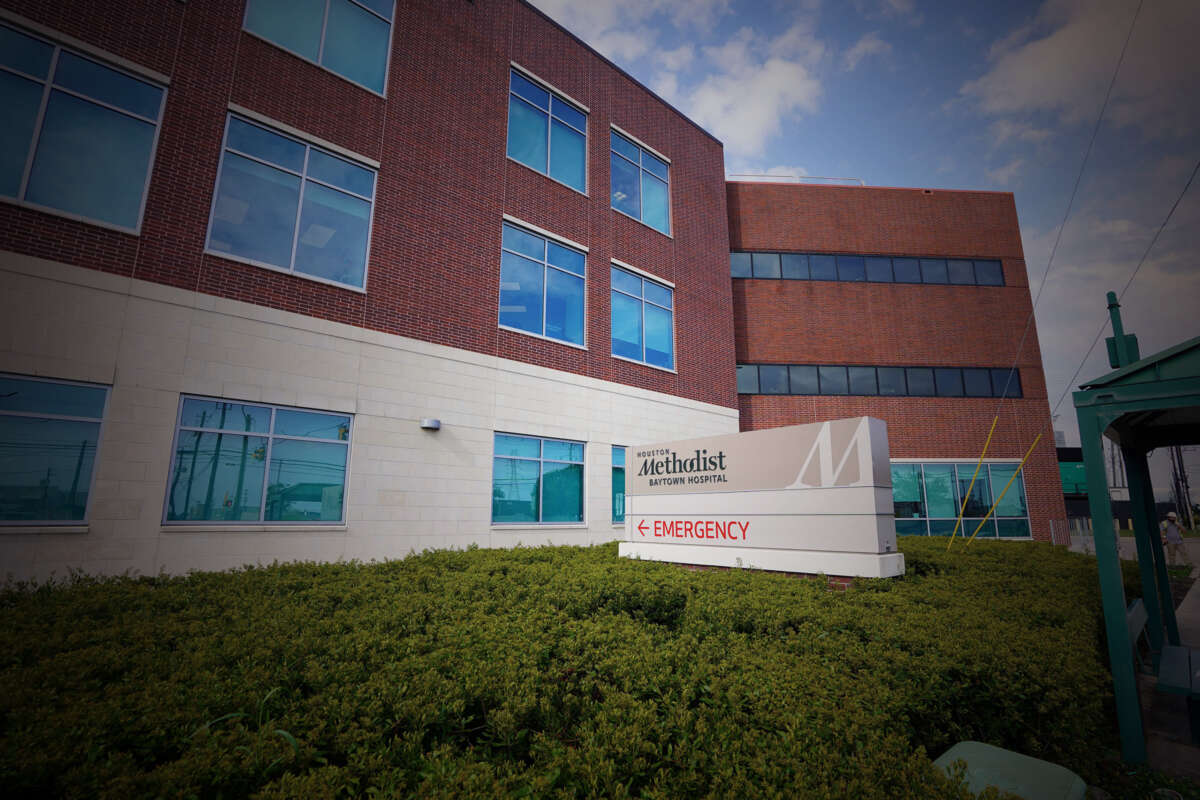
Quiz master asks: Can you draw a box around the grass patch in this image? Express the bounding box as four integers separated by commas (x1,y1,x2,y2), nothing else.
0,539,1194,798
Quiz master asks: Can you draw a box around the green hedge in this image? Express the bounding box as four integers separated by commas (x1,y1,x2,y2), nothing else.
0,539,1188,798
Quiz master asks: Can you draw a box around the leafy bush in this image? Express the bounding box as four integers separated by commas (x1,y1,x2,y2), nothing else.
0,539,1190,798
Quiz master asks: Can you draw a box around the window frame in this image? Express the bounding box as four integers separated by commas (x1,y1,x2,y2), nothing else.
735,363,1023,398
610,261,676,372
0,21,167,235
162,395,353,527
241,0,395,97
890,460,1031,539
612,445,626,526
0,373,109,527
505,64,589,196
497,217,588,350
729,251,1006,287
203,112,377,293
491,432,586,526
609,126,672,236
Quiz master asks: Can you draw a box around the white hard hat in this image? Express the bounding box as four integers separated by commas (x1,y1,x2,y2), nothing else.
1166,511,1178,520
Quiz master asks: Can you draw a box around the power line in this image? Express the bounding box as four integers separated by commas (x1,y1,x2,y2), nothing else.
1049,156,1200,420
992,0,1145,421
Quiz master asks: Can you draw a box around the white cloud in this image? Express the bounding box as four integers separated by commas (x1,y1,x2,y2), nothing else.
986,158,1024,186
727,164,811,180
656,44,694,71
962,0,1200,140
988,120,1052,147
842,31,891,71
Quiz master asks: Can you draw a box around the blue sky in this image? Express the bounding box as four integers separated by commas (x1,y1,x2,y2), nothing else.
531,0,1200,497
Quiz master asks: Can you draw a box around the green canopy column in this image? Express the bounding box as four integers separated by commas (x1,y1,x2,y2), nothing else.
1076,407,1145,763
1122,448,1168,661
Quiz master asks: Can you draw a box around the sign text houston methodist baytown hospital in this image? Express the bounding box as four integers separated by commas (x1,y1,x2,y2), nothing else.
619,417,905,578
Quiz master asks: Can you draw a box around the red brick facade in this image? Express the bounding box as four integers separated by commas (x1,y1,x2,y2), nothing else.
0,0,737,410
727,182,1067,541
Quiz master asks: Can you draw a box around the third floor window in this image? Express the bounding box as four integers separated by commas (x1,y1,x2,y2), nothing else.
506,69,587,193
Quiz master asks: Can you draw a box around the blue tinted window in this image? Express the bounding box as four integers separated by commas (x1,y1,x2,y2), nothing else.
508,70,586,192
920,259,949,284
499,224,585,346
0,416,102,522
4,34,165,231
244,0,392,94
0,72,46,196
244,0,324,62
53,52,162,119
611,267,673,369
974,260,1004,285
611,131,669,234
819,366,849,395
877,367,906,396
0,24,53,78
758,365,788,394
610,151,639,217
730,252,752,277
991,368,1022,398
789,366,819,394
751,252,781,278
906,368,935,396
848,367,877,395
947,259,974,285
836,255,866,282
493,433,585,524
865,257,892,282
962,368,992,397
226,117,306,172
168,397,351,524
809,255,837,281
208,115,375,288
781,253,808,279
891,461,1029,538
307,149,375,197
934,368,964,397
26,90,157,229
893,258,920,282
736,365,758,393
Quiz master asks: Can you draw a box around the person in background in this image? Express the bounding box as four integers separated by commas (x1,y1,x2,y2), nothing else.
1161,511,1192,567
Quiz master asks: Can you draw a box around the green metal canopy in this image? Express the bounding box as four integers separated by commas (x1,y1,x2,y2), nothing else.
1072,292,1200,763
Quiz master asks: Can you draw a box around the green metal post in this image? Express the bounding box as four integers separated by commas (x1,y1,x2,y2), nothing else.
1077,408,1146,762
1123,447,1164,664
1142,463,1181,646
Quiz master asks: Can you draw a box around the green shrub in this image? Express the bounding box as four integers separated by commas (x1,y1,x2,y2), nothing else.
0,538,1190,798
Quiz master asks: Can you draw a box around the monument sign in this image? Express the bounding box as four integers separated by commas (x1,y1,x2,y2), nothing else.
618,417,905,578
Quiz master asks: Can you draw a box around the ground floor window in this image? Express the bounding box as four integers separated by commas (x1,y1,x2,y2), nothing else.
492,433,584,523
891,461,1030,538
165,397,351,524
612,445,625,523
0,374,108,524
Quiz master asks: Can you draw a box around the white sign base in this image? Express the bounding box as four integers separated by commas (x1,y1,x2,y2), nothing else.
618,541,905,578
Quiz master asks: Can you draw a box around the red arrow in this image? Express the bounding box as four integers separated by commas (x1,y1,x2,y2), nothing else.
637,520,648,536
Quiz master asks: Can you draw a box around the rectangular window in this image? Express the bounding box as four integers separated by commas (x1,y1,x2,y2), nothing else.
848,366,878,395
789,365,819,394
758,365,789,394
992,368,1022,398
809,254,837,281
243,0,392,94
947,259,975,285
934,368,964,397
610,130,670,234
836,255,866,282
781,253,809,279
612,445,625,524
166,398,350,524
865,257,893,282
890,462,1030,539
974,260,1004,286
0,374,107,525
611,265,674,369
736,364,759,394
751,252,781,279
499,222,585,346
492,433,584,524
892,258,921,283
730,252,752,278
906,367,935,396
819,365,849,395
206,115,376,290
920,259,948,284
507,69,587,193
877,367,907,396
962,368,993,397
0,23,165,232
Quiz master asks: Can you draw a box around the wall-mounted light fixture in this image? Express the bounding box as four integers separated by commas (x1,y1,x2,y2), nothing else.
419,418,441,431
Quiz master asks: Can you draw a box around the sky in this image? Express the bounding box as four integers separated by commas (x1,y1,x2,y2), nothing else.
529,0,1200,501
